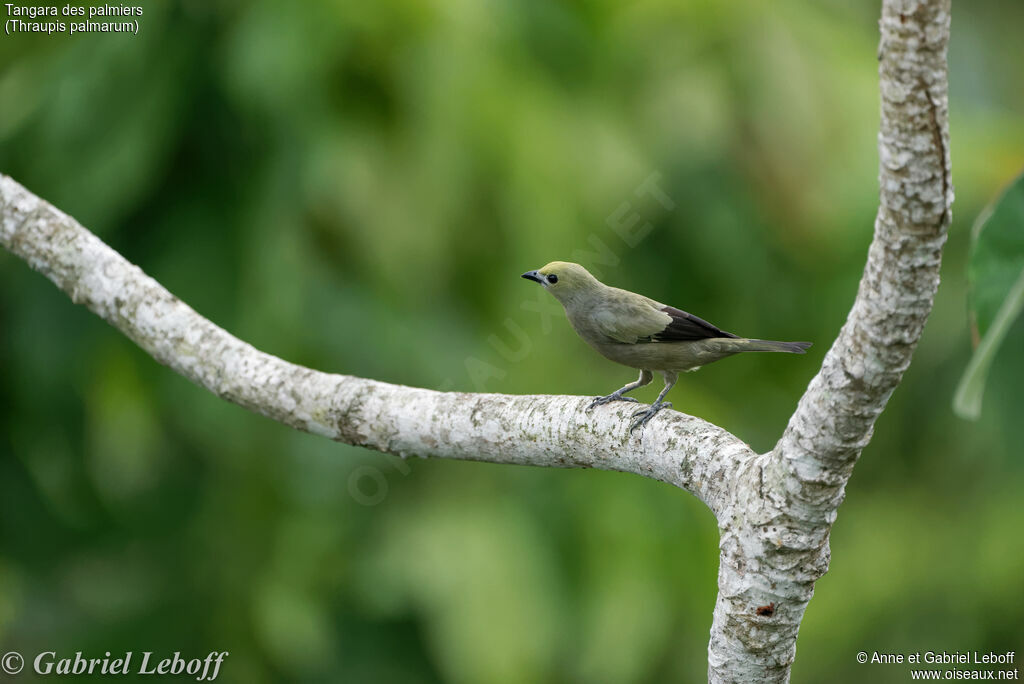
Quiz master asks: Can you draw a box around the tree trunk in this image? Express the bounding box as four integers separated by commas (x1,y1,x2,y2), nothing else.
0,1,952,680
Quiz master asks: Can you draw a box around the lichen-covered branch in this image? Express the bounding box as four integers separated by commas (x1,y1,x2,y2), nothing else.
778,0,952,521
0,2,953,680
706,1,953,682
0,173,752,513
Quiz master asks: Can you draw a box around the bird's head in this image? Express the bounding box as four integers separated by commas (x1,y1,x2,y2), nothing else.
521,261,601,304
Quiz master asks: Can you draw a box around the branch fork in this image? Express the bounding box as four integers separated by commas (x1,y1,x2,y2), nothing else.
0,1,951,680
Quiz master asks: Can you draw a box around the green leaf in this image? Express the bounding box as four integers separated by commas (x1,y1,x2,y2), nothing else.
954,267,1024,420
954,170,1024,420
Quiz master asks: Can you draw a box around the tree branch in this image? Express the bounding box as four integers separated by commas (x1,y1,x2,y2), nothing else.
778,0,952,521
0,173,752,514
706,1,952,681
0,1,953,679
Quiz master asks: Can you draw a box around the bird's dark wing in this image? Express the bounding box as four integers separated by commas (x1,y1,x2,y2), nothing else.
648,305,738,342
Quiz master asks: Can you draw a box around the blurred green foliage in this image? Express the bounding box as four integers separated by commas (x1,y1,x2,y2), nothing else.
955,169,1024,419
1,1,1023,682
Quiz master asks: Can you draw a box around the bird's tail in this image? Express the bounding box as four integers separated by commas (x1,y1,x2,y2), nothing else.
733,339,812,354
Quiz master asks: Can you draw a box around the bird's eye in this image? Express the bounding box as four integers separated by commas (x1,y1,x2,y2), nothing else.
547,274,558,284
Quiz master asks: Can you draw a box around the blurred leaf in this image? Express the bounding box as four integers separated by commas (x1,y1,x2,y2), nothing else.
954,170,1024,419
86,352,165,508
967,169,1024,337
254,582,334,673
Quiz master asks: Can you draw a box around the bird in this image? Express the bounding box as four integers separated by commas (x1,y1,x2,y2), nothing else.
521,261,811,432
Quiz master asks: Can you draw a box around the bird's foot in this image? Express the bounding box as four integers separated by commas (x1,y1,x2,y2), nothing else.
587,392,639,411
629,401,672,433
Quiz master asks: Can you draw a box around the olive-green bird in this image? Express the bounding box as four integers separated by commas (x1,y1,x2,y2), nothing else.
522,261,811,431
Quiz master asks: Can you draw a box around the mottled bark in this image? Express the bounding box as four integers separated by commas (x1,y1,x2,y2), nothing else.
707,1,952,681
0,174,751,512
0,1,951,681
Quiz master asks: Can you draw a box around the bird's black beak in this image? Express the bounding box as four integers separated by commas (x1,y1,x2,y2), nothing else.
521,270,543,284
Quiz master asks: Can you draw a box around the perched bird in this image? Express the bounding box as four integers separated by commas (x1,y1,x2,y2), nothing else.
521,262,811,431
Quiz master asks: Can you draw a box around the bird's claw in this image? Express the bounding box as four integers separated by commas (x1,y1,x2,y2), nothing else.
629,401,672,433
587,393,639,411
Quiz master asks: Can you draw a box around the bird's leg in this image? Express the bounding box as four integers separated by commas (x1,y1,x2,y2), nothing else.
587,369,653,411
630,371,677,432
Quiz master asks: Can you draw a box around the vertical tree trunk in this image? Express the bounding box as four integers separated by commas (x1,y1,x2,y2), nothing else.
706,1,952,681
